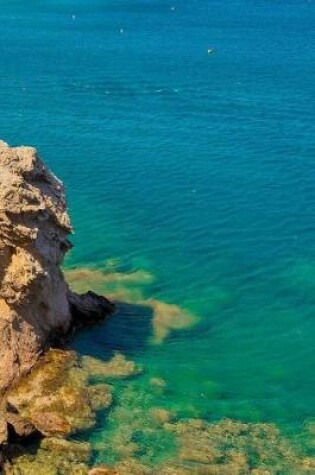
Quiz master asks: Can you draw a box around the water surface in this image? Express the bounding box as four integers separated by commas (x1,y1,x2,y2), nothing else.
1,0,315,467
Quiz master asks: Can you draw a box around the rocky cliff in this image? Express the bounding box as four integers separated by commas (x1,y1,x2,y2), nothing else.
0,141,74,394
0,141,114,443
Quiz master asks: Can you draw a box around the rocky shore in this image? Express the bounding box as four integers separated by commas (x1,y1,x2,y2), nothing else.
1,141,315,475
0,142,115,470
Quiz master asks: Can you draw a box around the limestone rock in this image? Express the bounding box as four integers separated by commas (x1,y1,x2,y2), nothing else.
0,141,114,445
5,411,36,438
0,142,73,393
0,413,8,445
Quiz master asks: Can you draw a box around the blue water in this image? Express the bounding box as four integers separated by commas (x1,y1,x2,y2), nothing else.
1,0,315,466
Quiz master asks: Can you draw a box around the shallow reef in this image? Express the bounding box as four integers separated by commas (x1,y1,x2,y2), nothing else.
5,417,315,474
3,264,315,474
4,349,113,440
2,347,315,474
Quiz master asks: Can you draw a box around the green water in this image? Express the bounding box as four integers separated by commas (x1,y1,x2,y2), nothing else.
1,0,315,469
67,257,315,468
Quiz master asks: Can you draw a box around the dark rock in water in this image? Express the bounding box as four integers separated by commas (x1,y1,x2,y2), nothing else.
69,290,115,328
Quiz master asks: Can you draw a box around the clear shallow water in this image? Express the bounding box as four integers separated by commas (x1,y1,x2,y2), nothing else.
1,0,315,466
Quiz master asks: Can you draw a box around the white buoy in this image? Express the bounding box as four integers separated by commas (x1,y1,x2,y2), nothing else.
120,28,124,34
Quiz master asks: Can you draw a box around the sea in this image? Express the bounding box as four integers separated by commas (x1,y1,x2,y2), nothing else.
1,0,315,469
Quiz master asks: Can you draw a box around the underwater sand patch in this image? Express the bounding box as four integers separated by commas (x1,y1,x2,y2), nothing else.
6,349,113,439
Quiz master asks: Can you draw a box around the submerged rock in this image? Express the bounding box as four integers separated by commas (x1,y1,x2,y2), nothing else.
148,299,196,344
69,291,115,328
40,438,91,463
6,349,112,438
82,353,142,380
162,418,313,474
87,385,113,412
67,265,197,344
3,438,91,475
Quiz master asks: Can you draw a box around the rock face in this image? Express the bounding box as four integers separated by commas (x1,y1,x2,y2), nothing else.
0,141,74,395
0,141,114,403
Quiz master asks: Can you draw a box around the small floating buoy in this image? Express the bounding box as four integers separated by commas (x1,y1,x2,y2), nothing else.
119,28,124,34
71,14,76,20
207,48,215,55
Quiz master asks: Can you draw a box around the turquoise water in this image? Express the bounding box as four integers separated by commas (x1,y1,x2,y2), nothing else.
1,0,315,466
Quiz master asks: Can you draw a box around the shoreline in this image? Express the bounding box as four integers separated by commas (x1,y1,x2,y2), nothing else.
1,143,315,474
